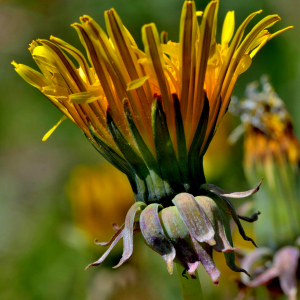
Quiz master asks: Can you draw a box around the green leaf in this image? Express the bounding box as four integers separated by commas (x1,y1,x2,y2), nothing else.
188,93,209,189
152,98,184,197
218,208,250,277
201,182,257,247
106,110,154,203
87,127,130,176
200,96,222,157
173,94,191,191
124,100,167,203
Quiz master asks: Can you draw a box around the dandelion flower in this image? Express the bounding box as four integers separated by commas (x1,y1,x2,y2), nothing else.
13,0,292,284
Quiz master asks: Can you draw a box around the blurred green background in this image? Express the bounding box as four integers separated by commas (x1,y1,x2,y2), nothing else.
0,0,299,299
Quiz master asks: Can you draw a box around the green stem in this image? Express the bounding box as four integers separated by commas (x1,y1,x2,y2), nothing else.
176,264,204,300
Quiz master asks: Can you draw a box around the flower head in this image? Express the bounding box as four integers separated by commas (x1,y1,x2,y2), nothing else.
13,0,291,283
229,76,300,249
66,164,133,242
229,76,300,178
12,1,291,204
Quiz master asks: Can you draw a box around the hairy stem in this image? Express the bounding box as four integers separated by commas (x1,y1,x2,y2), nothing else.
176,264,204,300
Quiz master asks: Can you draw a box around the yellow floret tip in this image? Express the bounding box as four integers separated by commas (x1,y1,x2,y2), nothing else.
11,61,18,68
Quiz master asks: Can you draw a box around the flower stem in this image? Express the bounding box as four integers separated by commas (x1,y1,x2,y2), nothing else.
176,264,204,300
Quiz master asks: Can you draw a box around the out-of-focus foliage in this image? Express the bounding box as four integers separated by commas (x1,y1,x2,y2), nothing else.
1,0,299,299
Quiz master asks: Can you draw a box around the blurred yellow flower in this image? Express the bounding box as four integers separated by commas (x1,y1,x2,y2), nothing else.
66,164,133,243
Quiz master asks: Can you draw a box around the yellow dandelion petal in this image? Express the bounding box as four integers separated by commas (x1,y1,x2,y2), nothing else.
70,90,103,104
221,11,235,46
42,85,69,97
50,35,94,84
126,75,151,91
42,115,67,141
162,44,180,60
269,25,294,40
12,61,50,88
179,1,197,124
235,54,252,75
250,35,269,58
142,22,176,145
188,1,217,147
